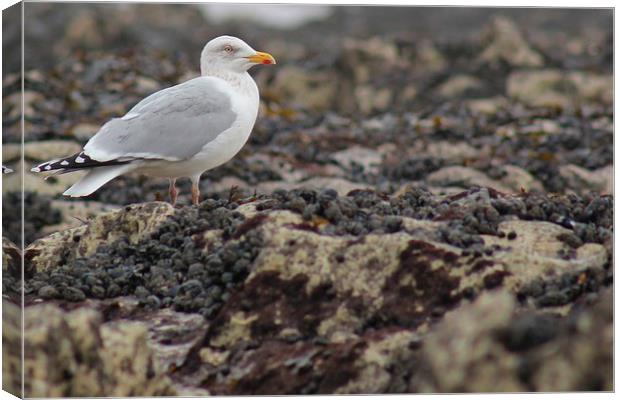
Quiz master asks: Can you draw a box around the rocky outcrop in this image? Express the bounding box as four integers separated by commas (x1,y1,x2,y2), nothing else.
2,299,22,397
25,202,174,272
416,287,612,392
18,302,175,397
6,185,612,394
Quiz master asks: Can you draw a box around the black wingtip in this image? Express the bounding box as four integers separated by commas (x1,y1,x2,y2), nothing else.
30,152,130,173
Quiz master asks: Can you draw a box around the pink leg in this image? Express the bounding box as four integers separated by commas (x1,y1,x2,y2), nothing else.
191,181,200,205
169,178,178,205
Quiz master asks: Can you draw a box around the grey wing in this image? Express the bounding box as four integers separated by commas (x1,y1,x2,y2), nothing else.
83,78,237,162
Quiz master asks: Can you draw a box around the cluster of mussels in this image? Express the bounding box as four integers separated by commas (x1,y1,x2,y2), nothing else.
17,186,612,319
24,198,262,319
264,187,611,248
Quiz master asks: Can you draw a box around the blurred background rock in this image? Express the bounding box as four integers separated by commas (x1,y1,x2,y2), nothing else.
3,4,612,73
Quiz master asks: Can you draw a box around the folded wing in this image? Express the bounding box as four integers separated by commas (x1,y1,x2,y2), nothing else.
83,77,238,162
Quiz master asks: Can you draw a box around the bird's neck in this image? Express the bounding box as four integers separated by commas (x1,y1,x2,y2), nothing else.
201,67,258,98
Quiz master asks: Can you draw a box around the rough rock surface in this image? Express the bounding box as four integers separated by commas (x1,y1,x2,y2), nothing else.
4,185,613,395
417,287,612,392
17,301,175,397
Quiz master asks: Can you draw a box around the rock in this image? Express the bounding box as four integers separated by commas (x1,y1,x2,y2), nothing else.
3,72,20,86
507,70,566,108
409,115,461,135
427,165,543,194
330,146,382,174
135,75,161,94
341,37,403,82
477,17,543,67
412,39,447,73
427,166,513,193
425,185,468,196
415,141,480,164
257,177,372,196
559,164,613,194
506,69,612,108
206,176,252,194
100,320,174,396
271,66,337,112
481,220,608,298
24,140,83,161
192,193,609,392
417,288,612,392
23,305,104,397
4,91,44,119
361,113,399,132
422,290,524,392
3,167,86,196
437,74,483,98
25,202,175,271
40,200,119,236
2,300,22,397
20,303,174,397
7,185,613,394
63,9,104,48
398,84,418,104
206,328,418,395
341,37,403,73
567,71,613,105
2,144,21,162
143,308,206,375
336,37,410,114
531,289,612,391
354,85,393,115
519,119,562,135
244,153,304,183
590,115,613,132
210,198,605,343
71,123,101,141
334,329,420,391
498,165,544,192
465,97,509,115
2,237,21,282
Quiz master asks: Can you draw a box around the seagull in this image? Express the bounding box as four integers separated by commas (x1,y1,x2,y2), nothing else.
31,36,275,205
2,166,13,174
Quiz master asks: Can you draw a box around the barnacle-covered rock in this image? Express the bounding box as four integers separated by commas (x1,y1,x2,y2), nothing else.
8,181,613,396
25,202,174,271
21,303,174,397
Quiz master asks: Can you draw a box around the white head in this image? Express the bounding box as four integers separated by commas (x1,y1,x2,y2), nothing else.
200,35,276,75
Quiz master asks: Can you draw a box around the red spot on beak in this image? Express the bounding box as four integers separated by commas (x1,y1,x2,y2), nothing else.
247,51,276,65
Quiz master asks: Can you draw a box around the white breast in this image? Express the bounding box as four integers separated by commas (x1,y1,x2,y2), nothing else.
192,73,259,166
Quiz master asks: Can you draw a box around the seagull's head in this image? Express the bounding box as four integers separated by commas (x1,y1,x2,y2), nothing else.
201,35,276,74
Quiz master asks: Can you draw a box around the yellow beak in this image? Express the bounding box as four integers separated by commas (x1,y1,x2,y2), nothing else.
246,51,276,65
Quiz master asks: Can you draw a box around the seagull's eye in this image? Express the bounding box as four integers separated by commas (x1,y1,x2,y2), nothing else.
223,45,234,53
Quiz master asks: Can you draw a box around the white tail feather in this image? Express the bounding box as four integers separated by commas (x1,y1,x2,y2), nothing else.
63,165,134,197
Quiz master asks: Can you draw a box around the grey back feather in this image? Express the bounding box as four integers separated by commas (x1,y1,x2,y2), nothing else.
84,77,237,161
